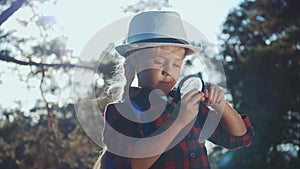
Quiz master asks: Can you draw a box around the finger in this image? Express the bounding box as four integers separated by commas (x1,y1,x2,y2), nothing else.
182,88,199,100
186,91,202,103
205,83,211,91
208,85,214,104
193,104,199,112
189,92,205,103
192,100,199,108
205,89,209,98
211,86,219,105
203,89,209,104
215,89,224,104
199,92,206,102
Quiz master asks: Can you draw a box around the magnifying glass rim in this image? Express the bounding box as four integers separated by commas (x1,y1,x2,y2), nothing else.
177,74,205,96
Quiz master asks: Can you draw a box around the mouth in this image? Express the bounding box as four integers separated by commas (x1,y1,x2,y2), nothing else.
159,81,173,86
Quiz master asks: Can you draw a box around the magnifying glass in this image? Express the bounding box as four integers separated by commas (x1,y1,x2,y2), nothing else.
177,74,205,98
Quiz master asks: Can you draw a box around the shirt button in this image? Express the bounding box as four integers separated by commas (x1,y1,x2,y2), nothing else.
190,152,196,158
187,134,192,138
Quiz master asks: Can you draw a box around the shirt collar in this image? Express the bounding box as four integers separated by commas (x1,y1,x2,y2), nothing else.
129,87,180,104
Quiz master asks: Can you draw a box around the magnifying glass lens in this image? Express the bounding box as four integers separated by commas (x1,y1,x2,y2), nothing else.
178,75,204,98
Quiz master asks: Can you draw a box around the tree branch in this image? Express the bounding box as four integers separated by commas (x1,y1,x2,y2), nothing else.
39,66,58,134
0,54,95,70
0,0,27,26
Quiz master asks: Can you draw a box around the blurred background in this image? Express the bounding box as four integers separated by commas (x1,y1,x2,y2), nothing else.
0,0,299,168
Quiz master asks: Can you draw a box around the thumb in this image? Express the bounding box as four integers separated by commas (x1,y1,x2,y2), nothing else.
199,92,206,102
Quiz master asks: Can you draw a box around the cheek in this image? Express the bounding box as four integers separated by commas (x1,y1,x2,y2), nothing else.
137,69,160,84
169,68,181,81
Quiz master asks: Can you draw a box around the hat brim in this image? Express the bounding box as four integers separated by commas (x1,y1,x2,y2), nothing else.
115,42,202,57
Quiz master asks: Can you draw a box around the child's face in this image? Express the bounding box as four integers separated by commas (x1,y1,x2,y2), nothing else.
131,46,186,94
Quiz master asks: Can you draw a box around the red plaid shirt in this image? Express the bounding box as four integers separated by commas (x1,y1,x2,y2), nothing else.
103,87,254,169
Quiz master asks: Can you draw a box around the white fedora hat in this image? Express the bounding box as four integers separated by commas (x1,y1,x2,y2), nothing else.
115,11,202,57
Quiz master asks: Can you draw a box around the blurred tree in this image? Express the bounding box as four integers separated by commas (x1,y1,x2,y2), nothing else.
122,0,171,13
0,0,26,26
211,0,300,168
0,0,118,168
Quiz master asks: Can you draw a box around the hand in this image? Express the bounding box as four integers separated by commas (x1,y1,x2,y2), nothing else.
175,88,205,127
203,83,226,110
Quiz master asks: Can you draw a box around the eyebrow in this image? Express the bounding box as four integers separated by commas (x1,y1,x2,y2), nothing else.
156,54,183,62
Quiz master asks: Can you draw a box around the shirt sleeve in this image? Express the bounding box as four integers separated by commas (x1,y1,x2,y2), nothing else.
103,103,143,135
103,103,142,158
208,114,255,150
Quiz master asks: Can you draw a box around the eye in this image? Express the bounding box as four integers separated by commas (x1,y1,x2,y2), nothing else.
173,61,182,68
153,59,164,64
173,64,181,68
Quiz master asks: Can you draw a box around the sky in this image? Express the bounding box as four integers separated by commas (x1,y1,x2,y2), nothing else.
48,0,243,55
0,0,242,113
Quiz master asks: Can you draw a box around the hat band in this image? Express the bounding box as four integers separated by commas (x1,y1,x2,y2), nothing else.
131,38,188,45
127,33,189,45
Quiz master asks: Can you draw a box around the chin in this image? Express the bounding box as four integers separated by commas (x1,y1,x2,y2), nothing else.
159,86,174,95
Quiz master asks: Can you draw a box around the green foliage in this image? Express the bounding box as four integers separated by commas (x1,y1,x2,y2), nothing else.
123,0,170,13
214,0,300,168
31,37,69,59
0,106,99,169
0,0,119,168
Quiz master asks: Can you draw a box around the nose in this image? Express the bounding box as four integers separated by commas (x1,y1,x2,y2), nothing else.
162,70,170,76
161,63,172,76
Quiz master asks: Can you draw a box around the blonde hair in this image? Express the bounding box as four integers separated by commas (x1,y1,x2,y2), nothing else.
106,54,136,102
93,54,136,169
93,147,108,169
